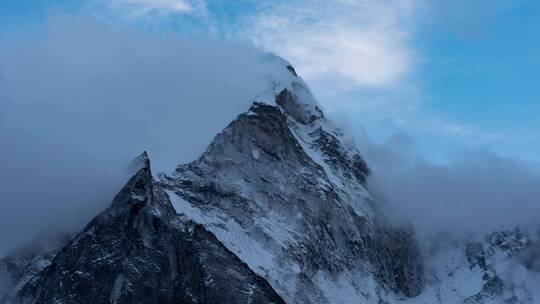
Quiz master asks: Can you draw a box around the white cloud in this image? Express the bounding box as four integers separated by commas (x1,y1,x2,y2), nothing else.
420,117,506,144
90,0,417,88
243,0,417,88
104,0,201,18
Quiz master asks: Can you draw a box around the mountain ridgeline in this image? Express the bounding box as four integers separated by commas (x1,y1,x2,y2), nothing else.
1,57,538,303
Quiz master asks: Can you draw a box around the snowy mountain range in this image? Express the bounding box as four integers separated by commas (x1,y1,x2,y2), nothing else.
1,56,539,303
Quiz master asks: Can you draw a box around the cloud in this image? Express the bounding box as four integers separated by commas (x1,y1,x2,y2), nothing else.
324,84,507,156
105,0,199,17
355,131,540,236
86,0,209,31
0,15,271,254
243,0,417,88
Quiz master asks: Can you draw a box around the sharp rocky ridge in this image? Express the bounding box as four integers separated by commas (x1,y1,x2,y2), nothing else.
1,55,539,303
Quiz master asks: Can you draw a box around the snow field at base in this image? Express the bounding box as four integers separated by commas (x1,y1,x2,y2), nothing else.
393,237,540,304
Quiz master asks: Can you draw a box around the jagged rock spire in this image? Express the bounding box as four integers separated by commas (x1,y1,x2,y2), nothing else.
129,150,150,173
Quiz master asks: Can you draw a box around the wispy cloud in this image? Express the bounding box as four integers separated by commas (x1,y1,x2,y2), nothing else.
99,0,205,18
93,0,418,88
415,117,506,146
243,0,417,88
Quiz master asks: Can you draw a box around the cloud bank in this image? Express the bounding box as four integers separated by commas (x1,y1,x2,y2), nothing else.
355,131,540,236
0,16,271,254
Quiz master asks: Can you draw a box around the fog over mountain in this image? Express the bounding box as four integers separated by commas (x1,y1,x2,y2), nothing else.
1,16,539,256
0,16,269,254
1,15,540,304
355,131,540,236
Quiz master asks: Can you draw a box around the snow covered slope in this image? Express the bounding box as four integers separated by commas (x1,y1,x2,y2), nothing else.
404,229,540,304
157,56,424,303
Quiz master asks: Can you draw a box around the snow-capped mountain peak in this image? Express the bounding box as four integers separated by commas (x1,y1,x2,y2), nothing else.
2,58,538,304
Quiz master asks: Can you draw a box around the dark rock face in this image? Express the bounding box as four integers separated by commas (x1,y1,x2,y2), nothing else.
519,233,540,272
310,126,370,184
370,227,424,298
161,93,424,302
285,65,298,77
8,155,284,304
275,88,323,125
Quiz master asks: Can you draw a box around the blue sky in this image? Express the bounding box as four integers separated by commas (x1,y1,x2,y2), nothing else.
1,0,538,163
415,0,540,161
